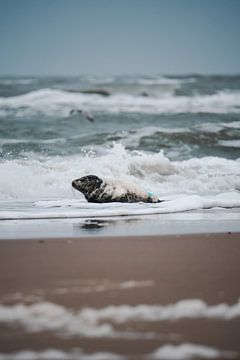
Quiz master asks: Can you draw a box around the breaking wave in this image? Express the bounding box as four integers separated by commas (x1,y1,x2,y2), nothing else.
0,144,239,201
1,88,240,116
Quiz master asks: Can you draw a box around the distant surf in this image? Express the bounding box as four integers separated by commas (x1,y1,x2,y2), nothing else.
1,88,240,116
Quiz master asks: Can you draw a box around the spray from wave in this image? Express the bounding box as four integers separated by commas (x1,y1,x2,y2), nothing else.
0,144,239,201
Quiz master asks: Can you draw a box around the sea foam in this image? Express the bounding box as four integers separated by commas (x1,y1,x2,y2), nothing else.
151,343,236,359
0,191,239,220
0,349,125,360
0,144,239,201
0,344,236,360
1,299,240,338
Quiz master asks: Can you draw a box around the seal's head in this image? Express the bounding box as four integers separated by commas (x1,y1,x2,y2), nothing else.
72,175,103,199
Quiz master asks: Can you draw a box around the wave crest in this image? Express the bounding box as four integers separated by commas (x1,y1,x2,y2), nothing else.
1,89,240,116
0,144,239,201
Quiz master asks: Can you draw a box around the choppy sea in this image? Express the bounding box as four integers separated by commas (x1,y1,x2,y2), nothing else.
0,74,240,229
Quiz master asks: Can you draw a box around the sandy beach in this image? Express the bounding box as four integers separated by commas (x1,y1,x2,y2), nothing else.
0,233,240,359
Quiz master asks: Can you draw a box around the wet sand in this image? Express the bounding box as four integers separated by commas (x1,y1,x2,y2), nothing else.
0,233,240,359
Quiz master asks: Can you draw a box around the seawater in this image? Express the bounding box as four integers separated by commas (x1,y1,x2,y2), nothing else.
0,75,240,221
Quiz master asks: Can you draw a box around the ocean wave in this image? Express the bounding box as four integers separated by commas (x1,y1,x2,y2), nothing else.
134,76,196,86
0,88,240,115
1,122,239,161
0,145,239,201
0,78,36,85
87,75,190,86
119,123,240,155
222,121,240,129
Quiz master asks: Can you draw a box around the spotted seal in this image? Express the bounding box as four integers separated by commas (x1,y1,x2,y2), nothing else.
72,175,160,203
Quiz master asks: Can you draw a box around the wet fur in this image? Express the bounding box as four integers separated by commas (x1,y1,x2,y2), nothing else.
72,175,159,203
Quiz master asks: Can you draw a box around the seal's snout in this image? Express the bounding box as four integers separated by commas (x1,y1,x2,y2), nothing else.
72,175,103,194
72,178,84,192
72,179,79,190
72,180,75,187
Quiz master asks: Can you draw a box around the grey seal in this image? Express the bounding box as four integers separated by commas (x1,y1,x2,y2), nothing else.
72,175,160,203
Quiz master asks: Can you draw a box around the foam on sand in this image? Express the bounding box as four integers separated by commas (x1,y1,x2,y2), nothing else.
0,343,236,360
0,349,125,360
0,344,236,360
1,299,240,339
151,343,236,359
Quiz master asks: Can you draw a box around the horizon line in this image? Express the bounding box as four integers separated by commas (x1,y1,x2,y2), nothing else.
0,72,240,78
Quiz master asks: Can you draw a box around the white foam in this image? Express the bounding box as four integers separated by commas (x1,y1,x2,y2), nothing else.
0,302,115,338
0,349,124,360
194,123,224,133
1,191,240,220
0,299,240,339
0,344,235,360
218,140,240,148
0,89,240,115
222,121,240,129
69,299,240,323
0,144,239,202
151,343,236,359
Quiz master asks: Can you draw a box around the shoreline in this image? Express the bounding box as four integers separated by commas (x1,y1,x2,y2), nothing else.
1,208,240,240
0,230,239,243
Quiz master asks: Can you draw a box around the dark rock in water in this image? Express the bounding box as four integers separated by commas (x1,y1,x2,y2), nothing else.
140,92,149,97
67,89,110,96
80,89,111,97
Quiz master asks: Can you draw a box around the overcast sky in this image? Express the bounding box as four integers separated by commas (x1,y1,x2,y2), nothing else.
0,0,240,76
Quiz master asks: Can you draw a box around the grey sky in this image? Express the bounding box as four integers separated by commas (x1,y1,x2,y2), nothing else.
0,0,240,75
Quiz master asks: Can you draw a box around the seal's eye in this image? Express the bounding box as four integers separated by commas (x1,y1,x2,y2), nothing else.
96,178,102,188
83,175,102,186
87,175,100,181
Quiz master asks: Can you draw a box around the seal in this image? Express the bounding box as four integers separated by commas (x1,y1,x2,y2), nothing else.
72,175,160,203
